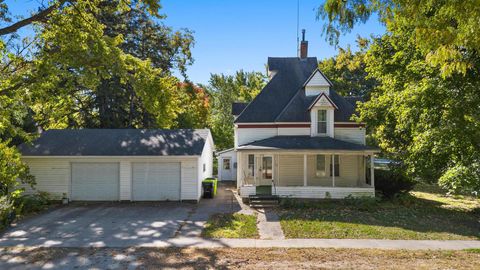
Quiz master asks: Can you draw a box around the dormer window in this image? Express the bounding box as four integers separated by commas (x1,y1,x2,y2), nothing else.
317,110,327,134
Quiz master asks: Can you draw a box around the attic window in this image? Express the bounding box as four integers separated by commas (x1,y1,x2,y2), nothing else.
317,110,327,134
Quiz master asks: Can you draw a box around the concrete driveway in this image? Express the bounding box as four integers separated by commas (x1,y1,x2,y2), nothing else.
0,182,241,248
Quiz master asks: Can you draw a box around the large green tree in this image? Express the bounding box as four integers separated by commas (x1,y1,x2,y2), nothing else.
319,0,480,195
318,38,376,98
207,70,266,150
0,0,192,198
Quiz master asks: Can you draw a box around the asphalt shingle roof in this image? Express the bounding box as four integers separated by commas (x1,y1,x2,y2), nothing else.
237,136,377,151
232,102,249,116
18,129,210,156
234,57,359,123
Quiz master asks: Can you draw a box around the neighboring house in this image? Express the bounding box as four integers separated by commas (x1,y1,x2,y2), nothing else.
233,40,378,199
217,148,237,181
18,129,214,201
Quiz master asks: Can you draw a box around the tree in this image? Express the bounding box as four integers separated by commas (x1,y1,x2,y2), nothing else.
0,0,189,198
355,32,480,195
318,38,376,98
207,70,266,150
318,0,480,77
175,82,210,129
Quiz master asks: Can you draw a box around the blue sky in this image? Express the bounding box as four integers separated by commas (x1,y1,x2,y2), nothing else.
4,0,385,84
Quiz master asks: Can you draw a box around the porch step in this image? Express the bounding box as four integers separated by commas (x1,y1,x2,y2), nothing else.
248,195,280,208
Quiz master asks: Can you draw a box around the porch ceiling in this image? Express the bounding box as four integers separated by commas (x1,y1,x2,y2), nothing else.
237,136,379,152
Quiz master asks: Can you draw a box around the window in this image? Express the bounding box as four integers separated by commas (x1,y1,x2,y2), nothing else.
330,155,340,177
316,155,326,177
317,110,327,134
203,163,206,172
247,154,255,177
223,158,231,170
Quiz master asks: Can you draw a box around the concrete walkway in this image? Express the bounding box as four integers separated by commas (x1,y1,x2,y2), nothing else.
4,236,480,250
257,209,285,240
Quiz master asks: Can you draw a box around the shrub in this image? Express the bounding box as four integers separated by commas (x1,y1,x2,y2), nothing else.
0,196,16,229
438,164,480,197
15,192,52,215
374,167,416,198
344,195,380,211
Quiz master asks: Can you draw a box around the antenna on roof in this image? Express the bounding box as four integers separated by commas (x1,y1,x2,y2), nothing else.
296,0,300,56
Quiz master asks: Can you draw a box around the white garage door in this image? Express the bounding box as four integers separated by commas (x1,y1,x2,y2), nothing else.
71,163,119,201
132,162,181,201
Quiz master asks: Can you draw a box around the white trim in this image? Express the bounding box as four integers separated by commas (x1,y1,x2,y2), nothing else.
216,148,235,155
302,68,333,87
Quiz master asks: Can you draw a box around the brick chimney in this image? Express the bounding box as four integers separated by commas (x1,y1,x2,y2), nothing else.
300,29,308,58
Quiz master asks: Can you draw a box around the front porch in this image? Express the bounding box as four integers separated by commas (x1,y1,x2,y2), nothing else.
237,151,376,199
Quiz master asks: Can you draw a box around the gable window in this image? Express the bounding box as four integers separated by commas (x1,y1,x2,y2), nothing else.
316,155,326,177
330,155,340,177
223,158,231,170
247,154,255,177
317,110,327,134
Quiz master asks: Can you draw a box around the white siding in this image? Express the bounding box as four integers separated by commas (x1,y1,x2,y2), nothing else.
305,86,330,96
277,127,310,136
21,159,70,198
236,127,277,147
218,149,237,181
22,156,200,201
182,160,199,200
119,161,131,200
278,155,304,186
334,128,366,144
274,186,374,199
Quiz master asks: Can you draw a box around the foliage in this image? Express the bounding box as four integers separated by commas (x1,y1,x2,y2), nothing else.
207,70,266,150
374,168,416,198
0,141,34,195
318,0,480,77
0,195,15,229
175,82,210,129
202,213,258,238
439,164,480,197
318,38,377,98
14,192,52,215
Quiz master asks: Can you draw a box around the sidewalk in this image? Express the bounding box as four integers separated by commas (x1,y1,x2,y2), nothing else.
7,236,479,250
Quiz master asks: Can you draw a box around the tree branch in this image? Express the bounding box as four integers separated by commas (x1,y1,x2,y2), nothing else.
0,0,68,36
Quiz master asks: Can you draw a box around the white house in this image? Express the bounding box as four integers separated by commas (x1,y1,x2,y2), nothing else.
217,148,237,181
232,39,379,199
18,129,214,202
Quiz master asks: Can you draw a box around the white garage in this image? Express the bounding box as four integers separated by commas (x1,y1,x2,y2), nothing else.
71,163,120,201
18,129,215,202
132,162,181,201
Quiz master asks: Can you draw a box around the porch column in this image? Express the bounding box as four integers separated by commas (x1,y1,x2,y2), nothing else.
370,154,375,187
332,154,335,187
303,154,307,186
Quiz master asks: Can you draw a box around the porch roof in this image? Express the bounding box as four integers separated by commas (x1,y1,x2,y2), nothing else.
237,136,379,152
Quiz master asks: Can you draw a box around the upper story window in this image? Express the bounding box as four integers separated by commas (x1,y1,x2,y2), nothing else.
317,110,327,134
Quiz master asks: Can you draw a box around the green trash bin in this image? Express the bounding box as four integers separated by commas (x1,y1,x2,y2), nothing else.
202,178,218,197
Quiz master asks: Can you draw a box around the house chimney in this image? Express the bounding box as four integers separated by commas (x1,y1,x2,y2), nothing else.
300,29,308,58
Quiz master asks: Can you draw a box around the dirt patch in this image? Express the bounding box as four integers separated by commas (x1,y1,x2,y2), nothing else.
1,247,479,269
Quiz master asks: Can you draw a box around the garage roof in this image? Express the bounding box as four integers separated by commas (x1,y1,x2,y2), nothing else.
19,129,211,156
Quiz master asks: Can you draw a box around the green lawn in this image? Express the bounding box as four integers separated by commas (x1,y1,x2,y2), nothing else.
202,213,258,238
279,186,480,240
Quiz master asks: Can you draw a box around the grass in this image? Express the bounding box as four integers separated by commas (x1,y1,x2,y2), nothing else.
279,185,480,240
2,247,479,269
202,213,258,238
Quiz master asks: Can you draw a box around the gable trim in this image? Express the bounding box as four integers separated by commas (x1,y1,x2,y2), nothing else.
303,68,333,87
308,93,339,110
